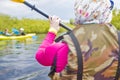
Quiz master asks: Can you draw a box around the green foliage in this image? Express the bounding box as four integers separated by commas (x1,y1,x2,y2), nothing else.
0,9,120,34
0,13,50,34
0,13,73,33
111,10,120,30
69,18,75,25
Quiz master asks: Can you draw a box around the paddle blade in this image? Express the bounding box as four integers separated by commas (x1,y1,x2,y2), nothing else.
11,0,25,3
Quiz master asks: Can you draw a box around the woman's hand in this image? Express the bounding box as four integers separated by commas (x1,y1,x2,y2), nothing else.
49,15,61,32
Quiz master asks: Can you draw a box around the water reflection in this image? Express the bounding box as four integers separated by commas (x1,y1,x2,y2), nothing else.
0,34,51,80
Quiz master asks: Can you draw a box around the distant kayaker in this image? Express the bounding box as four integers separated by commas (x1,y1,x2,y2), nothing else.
19,28,25,35
3,28,13,36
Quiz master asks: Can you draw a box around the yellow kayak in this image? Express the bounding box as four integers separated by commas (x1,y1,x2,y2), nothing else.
0,33,36,40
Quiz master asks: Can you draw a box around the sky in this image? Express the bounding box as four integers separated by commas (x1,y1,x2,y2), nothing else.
0,0,120,20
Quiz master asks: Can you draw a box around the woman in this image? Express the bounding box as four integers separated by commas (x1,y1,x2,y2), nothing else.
19,28,25,35
35,0,119,80
4,28,13,36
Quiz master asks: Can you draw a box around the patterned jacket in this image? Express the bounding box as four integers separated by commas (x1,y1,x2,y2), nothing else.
62,23,119,80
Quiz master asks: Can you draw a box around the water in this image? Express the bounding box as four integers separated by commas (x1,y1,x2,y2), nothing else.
0,34,51,80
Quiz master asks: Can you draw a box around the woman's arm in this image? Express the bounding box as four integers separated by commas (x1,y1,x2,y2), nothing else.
35,32,57,66
35,16,69,80
35,31,69,71
39,32,56,48
36,15,61,65
35,16,69,71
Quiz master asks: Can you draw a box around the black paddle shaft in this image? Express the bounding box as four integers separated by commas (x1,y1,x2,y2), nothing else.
24,1,72,31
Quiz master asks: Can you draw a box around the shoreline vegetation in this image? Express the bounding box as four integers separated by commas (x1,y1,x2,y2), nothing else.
0,10,120,34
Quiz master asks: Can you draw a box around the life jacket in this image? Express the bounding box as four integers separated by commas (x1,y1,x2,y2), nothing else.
49,23,120,80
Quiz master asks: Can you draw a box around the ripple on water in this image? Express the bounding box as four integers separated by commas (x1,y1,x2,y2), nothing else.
0,37,51,80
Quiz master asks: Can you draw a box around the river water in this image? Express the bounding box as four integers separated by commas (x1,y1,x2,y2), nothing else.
0,34,51,80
